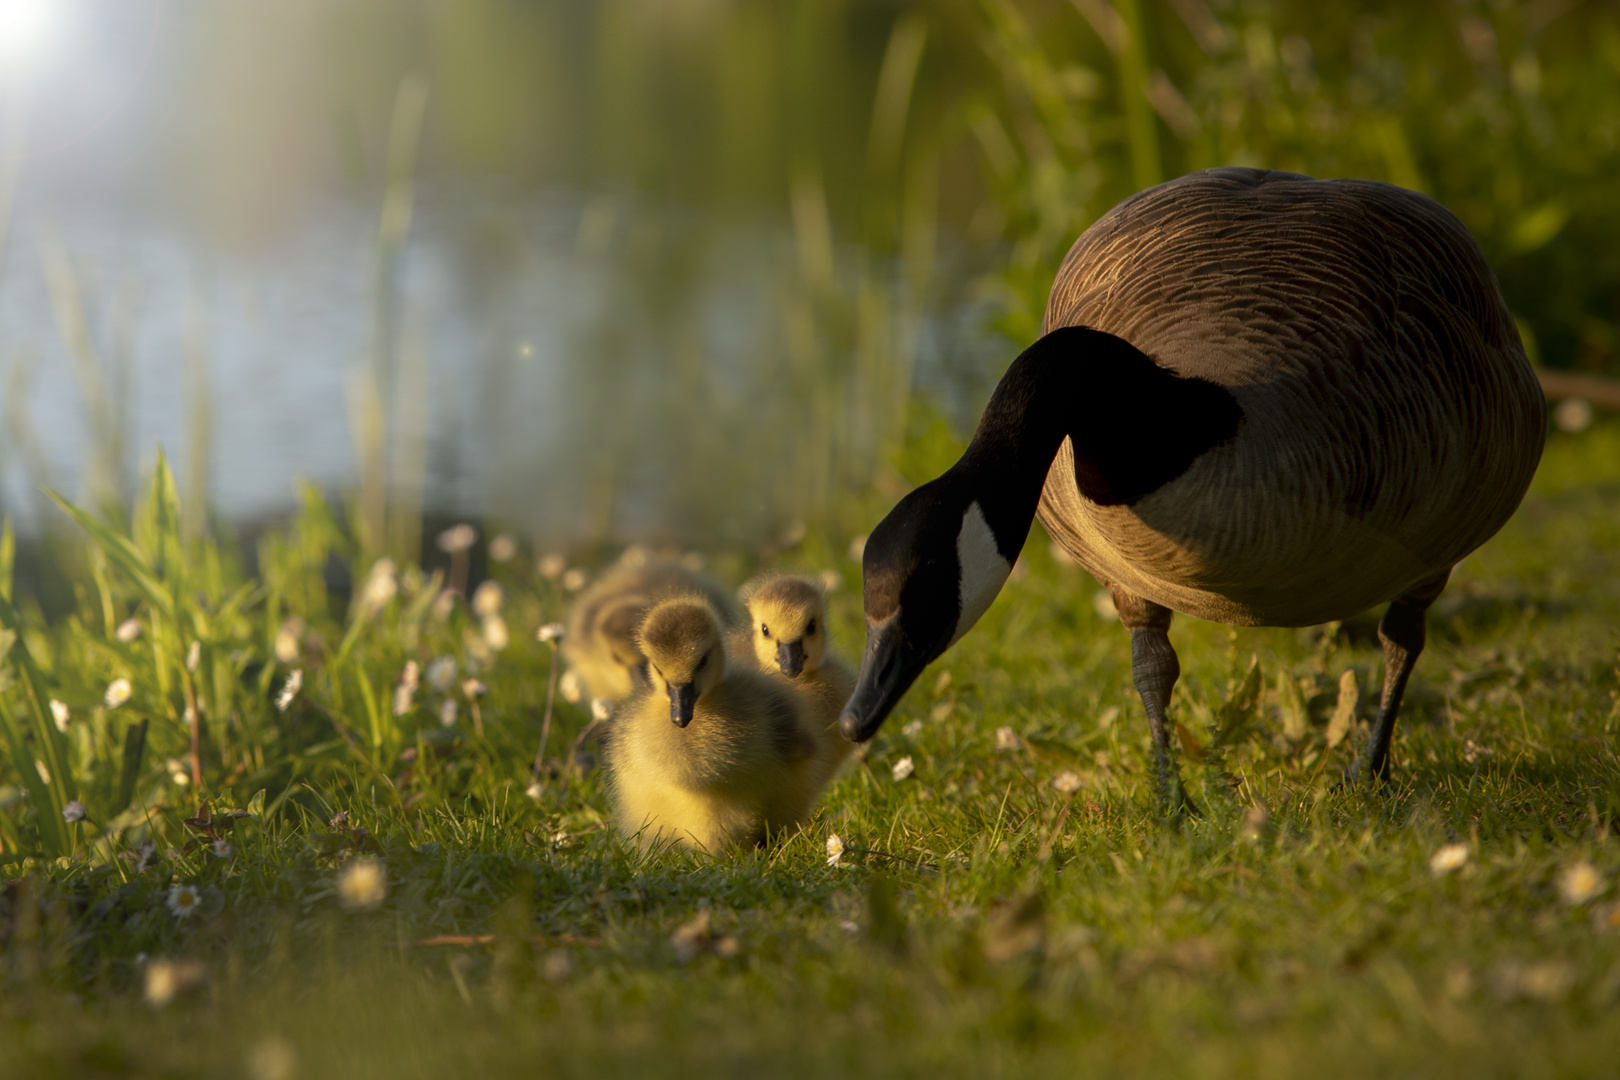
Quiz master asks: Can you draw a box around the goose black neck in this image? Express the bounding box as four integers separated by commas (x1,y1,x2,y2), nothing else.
950,325,1242,557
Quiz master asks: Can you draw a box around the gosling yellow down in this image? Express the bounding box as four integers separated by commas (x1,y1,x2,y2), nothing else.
606,596,825,852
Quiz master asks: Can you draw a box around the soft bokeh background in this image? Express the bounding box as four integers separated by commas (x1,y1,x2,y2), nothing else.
2,0,1617,558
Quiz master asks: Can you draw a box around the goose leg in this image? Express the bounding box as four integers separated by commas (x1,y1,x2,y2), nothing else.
1111,588,1199,817
1359,569,1452,784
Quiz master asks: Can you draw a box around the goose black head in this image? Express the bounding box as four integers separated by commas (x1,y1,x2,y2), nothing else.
638,597,728,728
840,474,1015,743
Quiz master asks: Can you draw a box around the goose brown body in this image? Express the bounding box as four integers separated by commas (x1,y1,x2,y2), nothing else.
1037,168,1545,626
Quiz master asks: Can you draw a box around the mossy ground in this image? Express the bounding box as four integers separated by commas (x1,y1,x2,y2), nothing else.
2,424,1618,1080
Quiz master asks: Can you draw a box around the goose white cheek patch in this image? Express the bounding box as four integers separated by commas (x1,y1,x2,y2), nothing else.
952,501,1012,645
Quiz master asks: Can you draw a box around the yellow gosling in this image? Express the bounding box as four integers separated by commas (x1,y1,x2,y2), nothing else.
606,596,822,853
562,556,741,704
737,574,855,792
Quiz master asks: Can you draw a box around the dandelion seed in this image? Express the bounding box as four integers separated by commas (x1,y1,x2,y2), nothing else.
488,533,518,563
337,858,387,911
901,719,922,738
361,559,398,611
847,534,867,561
167,884,202,919
1430,843,1470,876
1052,771,1082,795
558,669,582,703
1559,860,1604,906
144,957,206,1008
62,800,86,823
274,617,304,663
826,834,845,867
185,640,201,673
105,677,132,708
439,699,459,727
212,839,233,858
275,669,302,712
461,678,486,698
537,622,566,643
426,656,458,692
538,552,567,580
892,756,915,782
560,567,588,592
472,580,504,616
525,782,544,802
437,524,477,554
49,699,70,732
592,697,615,722
482,613,510,651
115,618,142,643
995,726,1021,751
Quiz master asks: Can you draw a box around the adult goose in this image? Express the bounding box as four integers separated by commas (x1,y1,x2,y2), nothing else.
840,168,1546,811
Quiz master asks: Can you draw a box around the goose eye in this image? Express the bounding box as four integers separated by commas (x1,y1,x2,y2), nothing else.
760,624,771,639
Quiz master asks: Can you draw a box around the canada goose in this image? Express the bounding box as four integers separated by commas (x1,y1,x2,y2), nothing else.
737,574,856,787
606,596,823,852
840,168,1546,811
563,556,742,704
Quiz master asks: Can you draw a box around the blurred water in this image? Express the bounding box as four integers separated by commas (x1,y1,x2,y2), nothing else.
0,182,1004,539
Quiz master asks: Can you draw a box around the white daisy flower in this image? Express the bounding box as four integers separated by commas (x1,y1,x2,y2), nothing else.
167,884,202,919
995,726,1021,751
538,553,566,580
482,614,509,651
461,678,487,698
437,524,477,554
488,533,518,563
426,656,457,692
471,580,504,617
1052,771,1082,794
558,670,582,703
105,678,132,708
525,782,545,802
439,699,459,727
826,834,845,867
1430,843,1470,876
537,622,566,643
337,858,387,911
591,697,615,722
892,756,915,782
115,618,142,643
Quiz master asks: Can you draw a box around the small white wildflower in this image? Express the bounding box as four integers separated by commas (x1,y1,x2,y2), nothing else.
115,618,142,643
826,833,845,867
437,524,477,554
34,760,50,784
472,580,504,616
482,613,510,651
361,559,398,611
1430,843,1470,876
995,726,1021,751
537,622,566,643
143,957,205,1008
276,669,302,712
552,830,569,846
461,678,486,698
337,858,387,911
49,699,70,732
892,756,915,782
488,533,518,563
901,719,922,737
185,640,201,673
560,567,588,592
426,656,458,692
105,678,132,709
592,697,615,722
538,552,567,580
167,884,202,919
439,699,459,727
1092,590,1117,620
525,782,545,802
847,534,867,561
558,669,582,703
274,617,304,664
1052,771,1082,795
62,800,86,823
211,839,233,858
1559,860,1604,906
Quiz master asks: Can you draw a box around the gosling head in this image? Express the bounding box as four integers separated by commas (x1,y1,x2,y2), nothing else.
840,474,1017,744
637,597,728,728
599,596,652,689
741,575,828,679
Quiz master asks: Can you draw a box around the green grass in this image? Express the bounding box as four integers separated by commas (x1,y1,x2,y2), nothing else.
2,423,1619,1080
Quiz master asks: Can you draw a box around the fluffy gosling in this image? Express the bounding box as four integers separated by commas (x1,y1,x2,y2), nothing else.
737,574,855,789
563,557,741,704
606,596,824,852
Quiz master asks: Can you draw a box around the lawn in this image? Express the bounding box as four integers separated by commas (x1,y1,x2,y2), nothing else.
1,422,1618,1080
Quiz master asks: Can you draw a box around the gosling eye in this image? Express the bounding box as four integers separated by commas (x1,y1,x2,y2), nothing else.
696,654,709,672
760,624,771,639
805,619,817,635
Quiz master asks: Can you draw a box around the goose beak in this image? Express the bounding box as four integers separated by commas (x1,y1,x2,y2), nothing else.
669,682,698,727
839,617,909,743
776,639,806,678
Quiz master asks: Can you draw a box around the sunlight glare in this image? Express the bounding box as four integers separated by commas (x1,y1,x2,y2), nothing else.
0,0,63,72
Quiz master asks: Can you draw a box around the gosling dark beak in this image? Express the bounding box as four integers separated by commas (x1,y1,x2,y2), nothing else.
839,616,912,743
776,639,806,678
669,682,698,727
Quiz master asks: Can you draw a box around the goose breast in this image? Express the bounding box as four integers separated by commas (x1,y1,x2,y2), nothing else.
1036,168,1546,627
